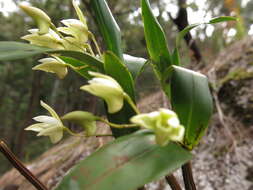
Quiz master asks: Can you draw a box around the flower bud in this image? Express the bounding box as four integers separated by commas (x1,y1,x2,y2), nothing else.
61,111,97,136
19,4,52,34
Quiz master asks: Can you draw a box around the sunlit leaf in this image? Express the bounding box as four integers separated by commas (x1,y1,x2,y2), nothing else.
209,16,237,24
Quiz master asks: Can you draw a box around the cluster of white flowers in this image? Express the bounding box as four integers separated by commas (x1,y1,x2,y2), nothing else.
20,1,91,79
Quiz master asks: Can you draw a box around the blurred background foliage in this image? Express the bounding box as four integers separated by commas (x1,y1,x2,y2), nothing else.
0,0,252,175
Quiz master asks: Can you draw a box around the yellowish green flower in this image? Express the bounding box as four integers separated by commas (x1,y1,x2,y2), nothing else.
131,109,185,146
58,19,89,43
21,29,64,49
33,56,68,79
19,4,52,34
62,111,97,136
80,72,125,114
25,101,64,143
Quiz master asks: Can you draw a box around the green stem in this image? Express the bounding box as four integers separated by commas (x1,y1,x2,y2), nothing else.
63,127,85,137
123,93,140,114
89,32,102,56
64,127,112,137
98,117,138,128
182,161,197,190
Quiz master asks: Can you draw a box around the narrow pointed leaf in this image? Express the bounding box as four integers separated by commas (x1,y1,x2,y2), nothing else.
0,41,51,61
170,66,213,149
91,0,123,60
209,16,237,24
176,23,200,47
0,42,104,72
123,54,147,80
55,130,192,190
141,0,171,72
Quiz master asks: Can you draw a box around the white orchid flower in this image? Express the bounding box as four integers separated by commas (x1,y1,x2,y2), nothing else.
19,4,52,35
25,101,64,143
33,56,68,79
131,109,185,146
80,72,125,114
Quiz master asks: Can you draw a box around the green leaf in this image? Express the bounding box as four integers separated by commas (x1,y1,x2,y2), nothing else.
55,130,192,190
171,48,180,66
59,56,94,79
141,0,171,72
0,41,51,61
170,66,213,149
0,41,104,72
209,16,237,24
104,51,135,100
104,51,138,137
53,50,104,72
91,0,123,60
123,54,147,80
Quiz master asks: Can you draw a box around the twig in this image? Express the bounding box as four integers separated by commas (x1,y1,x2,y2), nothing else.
182,161,196,190
165,174,182,190
0,140,48,190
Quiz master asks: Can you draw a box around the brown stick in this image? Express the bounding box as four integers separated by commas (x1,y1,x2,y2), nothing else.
166,174,182,190
182,161,197,190
0,140,48,190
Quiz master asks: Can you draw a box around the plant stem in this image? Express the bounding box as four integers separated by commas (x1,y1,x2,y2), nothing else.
0,140,48,190
123,93,140,114
98,117,138,128
89,32,102,56
165,174,182,190
182,161,197,190
64,127,112,137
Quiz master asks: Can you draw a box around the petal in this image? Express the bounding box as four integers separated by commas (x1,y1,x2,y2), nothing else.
72,0,88,27
25,123,46,132
21,34,64,49
40,101,61,121
19,5,51,34
37,126,62,136
167,117,180,128
130,112,159,129
33,116,60,125
33,62,68,79
88,72,121,88
49,130,63,143
104,94,124,114
169,125,185,142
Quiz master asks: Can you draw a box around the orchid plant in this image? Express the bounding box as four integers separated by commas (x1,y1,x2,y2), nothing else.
0,0,236,190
